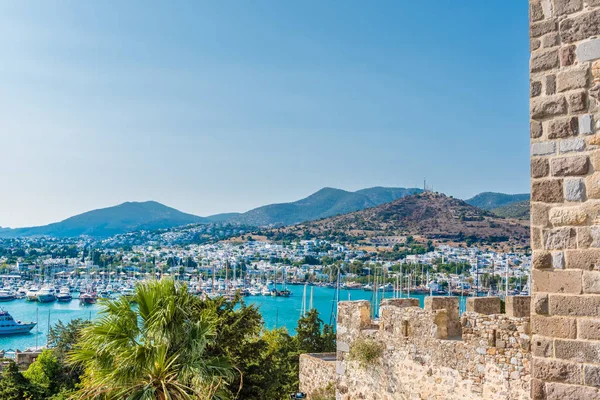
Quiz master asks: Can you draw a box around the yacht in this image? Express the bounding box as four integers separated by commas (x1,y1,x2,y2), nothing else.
79,292,97,305
56,287,73,302
37,286,56,303
25,286,39,302
0,310,36,335
0,289,16,302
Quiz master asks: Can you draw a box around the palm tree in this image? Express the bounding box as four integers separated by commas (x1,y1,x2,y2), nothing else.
69,278,233,400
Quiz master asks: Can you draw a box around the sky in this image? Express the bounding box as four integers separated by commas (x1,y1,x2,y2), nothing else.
0,1,530,228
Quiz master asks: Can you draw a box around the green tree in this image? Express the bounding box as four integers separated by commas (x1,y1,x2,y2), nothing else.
296,309,336,354
24,349,61,396
0,360,39,400
69,279,234,399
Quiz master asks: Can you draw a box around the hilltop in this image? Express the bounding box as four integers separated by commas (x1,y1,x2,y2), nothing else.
0,201,206,238
263,192,529,248
223,186,422,226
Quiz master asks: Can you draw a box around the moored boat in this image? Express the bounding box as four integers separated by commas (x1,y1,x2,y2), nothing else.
37,286,56,303
0,309,36,335
56,287,73,302
0,289,16,302
79,292,97,305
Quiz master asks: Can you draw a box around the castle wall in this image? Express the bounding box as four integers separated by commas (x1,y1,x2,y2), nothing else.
333,297,531,400
529,0,600,398
299,353,336,398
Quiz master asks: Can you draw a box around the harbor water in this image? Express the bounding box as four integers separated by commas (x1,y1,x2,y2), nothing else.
0,286,468,351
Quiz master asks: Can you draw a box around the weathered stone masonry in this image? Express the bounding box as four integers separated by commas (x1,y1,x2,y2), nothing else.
300,297,532,399
530,0,600,399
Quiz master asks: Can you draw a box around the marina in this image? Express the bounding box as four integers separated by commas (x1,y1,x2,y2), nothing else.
0,284,472,351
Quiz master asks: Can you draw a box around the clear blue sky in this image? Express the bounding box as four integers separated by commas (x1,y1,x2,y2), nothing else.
0,1,530,228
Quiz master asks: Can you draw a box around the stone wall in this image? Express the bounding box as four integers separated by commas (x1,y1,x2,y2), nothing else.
299,353,337,399
333,297,531,400
529,0,600,398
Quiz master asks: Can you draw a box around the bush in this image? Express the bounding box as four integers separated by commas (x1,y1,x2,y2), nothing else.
310,382,336,400
348,338,384,368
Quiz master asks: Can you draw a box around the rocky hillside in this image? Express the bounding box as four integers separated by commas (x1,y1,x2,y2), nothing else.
264,192,529,247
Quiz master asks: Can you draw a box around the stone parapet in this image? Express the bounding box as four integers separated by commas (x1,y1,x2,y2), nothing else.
330,297,531,399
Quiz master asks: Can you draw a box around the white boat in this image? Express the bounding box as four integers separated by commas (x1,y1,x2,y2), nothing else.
26,286,39,302
0,310,36,335
37,286,56,303
0,289,16,302
56,287,72,302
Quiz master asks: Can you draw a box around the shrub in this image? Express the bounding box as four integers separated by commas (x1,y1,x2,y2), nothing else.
348,338,384,368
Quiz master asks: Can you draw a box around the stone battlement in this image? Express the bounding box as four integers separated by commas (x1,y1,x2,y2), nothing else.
301,296,532,400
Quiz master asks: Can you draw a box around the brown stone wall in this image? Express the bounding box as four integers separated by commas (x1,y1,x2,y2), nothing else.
299,353,336,399
334,297,531,400
530,0,600,398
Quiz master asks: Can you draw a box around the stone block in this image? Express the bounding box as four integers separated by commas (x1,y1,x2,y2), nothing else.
532,358,582,384
577,38,600,63
531,120,543,138
505,296,531,317
553,0,583,16
337,341,350,352
531,95,567,119
532,142,556,156
579,115,594,135
533,269,582,293
583,271,600,294
466,297,501,315
549,295,600,316
554,339,600,363
532,179,564,203
557,66,589,92
533,227,543,248
549,206,587,226
584,364,600,387
578,319,600,340
564,249,600,270
532,38,541,52
560,138,586,154
531,378,546,400
533,250,553,269
568,91,587,113
577,226,593,248
585,174,600,199
546,381,600,399
534,294,549,315
542,32,560,48
424,297,459,320
564,179,585,202
531,80,542,97
337,301,371,330
547,116,578,139
553,251,565,269
560,9,600,43
531,19,558,38
590,151,600,171
551,156,589,177
532,335,554,357
560,45,577,67
532,315,577,338
545,74,556,95
531,49,559,72
530,1,544,22
543,227,577,249
531,203,551,227
532,157,550,178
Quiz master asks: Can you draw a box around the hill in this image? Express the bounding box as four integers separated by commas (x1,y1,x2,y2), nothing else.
491,200,530,220
263,192,529,247
465,192,530,210
0,201,206,238
227,186,422,226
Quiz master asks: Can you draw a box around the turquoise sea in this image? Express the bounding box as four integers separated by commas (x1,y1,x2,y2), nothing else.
0,286,468,351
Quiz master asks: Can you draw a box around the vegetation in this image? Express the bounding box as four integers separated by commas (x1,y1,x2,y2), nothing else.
0,280,336,400
348,338,384,368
